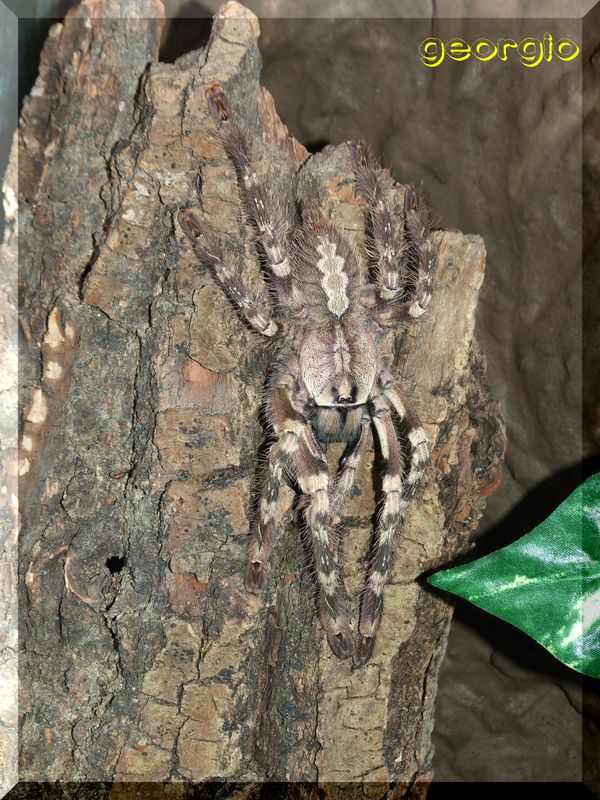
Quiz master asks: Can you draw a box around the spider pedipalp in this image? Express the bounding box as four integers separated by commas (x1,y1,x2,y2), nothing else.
180,87,436,666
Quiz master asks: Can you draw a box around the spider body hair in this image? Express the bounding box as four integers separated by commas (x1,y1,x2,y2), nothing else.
179,86,436,666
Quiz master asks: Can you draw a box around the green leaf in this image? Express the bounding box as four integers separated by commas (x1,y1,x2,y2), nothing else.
428,473,600,678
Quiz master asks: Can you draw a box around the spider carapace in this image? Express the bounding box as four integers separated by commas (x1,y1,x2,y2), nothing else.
179,86,436,667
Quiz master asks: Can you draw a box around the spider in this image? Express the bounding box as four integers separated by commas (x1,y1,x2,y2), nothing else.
179,86,436,667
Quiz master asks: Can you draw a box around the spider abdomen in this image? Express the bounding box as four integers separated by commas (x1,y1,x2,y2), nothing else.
313,405,365,444
180,87,437,664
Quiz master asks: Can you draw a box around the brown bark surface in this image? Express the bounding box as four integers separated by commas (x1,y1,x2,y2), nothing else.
15,0,505,793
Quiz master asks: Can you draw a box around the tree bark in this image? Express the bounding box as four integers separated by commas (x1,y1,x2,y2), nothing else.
14,0,505,794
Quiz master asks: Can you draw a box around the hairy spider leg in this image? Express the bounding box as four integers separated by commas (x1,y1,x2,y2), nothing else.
206,86,294,304
382,378,430,494
248,381,355,659
179,87,437,667
178,208,277,337
350,141,406,297
351,141,437,326
246,380,306,589
370,187,436,325
329,408,371,517
324,407,371,578
245,436,287,592
403,185,436,319
294,427,355,660
355,386,429,666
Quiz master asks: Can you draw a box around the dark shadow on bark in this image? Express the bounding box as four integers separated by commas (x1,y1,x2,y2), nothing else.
17,3,79,109
7,780,596,799
159,1,214,63
428,782,594,798
473,456,597,558
304,138,330,154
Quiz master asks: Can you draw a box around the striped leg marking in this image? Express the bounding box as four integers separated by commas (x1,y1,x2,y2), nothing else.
246,440,287,592
330,410,370,518
246,380,309,591
206,86,293,301
259,382,354,659
351,142,405,297
360,186,436,327
355,403,403,666
383,381,430,492
179,209,277,337
294,438,354,659
354,390,429,667
403,185,436,319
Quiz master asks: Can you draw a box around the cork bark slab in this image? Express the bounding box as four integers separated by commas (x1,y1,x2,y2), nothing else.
13,0,505,794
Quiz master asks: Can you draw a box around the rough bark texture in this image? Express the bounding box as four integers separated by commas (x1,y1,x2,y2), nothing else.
16,0,504,792
234,7,584,786
0,54,18,800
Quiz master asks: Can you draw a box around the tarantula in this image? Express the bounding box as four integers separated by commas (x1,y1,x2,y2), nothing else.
179,86,436,667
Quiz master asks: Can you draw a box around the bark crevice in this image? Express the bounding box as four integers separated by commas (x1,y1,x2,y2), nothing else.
15,0,505,793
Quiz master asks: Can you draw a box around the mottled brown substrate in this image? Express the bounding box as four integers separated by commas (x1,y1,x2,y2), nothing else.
15,0,504,793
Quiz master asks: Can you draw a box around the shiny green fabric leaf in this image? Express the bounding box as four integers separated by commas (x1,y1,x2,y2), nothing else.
428,473,600,678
